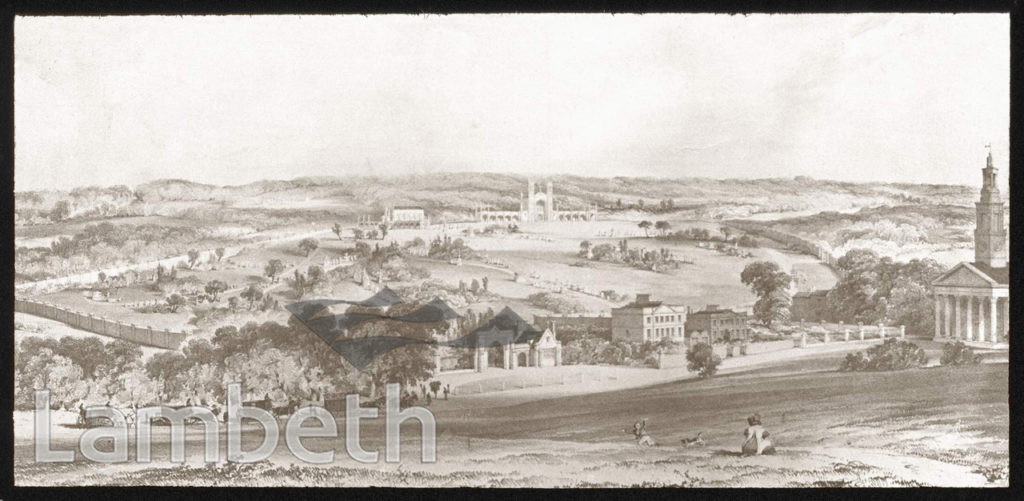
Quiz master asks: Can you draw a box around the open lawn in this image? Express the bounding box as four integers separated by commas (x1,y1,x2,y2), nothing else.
14,356,1006,487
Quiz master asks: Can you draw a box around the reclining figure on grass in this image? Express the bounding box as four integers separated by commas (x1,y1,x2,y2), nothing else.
741,413,776,456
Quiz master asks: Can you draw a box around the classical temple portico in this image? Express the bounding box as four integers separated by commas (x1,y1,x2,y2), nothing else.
933,279,1008,345
932,148,1009,347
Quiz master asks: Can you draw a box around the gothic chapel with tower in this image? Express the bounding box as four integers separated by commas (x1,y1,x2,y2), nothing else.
932,148,1009,345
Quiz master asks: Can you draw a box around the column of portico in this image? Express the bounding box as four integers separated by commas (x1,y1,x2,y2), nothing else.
990,295,999,344
934,294,942,339
962,297,970,340
950,297,958,340
945,295,953,340
977,296,986,344
1001,298,1009,343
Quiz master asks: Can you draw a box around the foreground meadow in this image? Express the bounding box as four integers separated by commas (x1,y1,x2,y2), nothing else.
15,360,1007,487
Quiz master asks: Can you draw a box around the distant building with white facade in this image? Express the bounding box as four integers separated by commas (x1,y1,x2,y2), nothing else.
384,206,427,228
611,294,687,343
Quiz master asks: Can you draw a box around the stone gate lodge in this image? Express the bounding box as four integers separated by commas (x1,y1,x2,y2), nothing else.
932,149,1009,346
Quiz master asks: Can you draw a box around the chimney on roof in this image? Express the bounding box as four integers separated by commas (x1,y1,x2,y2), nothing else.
636,293,652,305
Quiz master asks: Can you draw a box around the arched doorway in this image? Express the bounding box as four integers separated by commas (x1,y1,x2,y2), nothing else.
518,352,528,368
533,199,547,221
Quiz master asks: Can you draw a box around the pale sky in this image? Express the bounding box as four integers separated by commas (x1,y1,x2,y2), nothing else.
14,14,1010,192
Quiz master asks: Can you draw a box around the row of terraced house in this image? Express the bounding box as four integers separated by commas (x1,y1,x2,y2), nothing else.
610,293,752,345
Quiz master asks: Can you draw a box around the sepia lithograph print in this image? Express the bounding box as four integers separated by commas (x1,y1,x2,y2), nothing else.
13,13,1010,487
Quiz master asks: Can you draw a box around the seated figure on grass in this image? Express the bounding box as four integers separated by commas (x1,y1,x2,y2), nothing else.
741,413,776,456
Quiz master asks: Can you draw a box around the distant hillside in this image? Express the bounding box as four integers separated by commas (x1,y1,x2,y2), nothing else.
15,172,988,226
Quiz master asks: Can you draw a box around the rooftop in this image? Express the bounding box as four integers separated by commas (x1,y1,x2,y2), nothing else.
971,262,1009,285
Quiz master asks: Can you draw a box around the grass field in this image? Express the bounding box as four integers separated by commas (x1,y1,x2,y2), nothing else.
14,355,1007,487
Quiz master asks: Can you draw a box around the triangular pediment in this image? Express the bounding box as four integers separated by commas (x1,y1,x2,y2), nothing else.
933,263,998,287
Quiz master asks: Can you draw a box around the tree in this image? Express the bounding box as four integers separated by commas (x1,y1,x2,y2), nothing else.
332,223,343,240
579,240,592,258
97,271,107,284
292,270,307,298
227,296,241,312
298,238,319,257
166,293,187,313
720,227,732,241
740,261,792,327
49,200,71,222
145,351,190,400
655,221,671,235
241,285,264,310
56,336,107,379
156,263,166,283
470,279,481,294
20,349,89,408
215,247,226,262
686,342,721,379
307,265,324,286
638,220,652,237
265,259,285,281
353,228,365,240
827,251,944,332
481,276,489,292
50,236,74,258
187,249,201,269
378,223,389,240
204,280,228,301
355,241,372,257
368,229,379,240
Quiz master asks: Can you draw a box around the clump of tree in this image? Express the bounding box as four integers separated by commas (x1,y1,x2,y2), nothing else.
686,342,721,379
585,239,679,272
736,234,759,248
427,235,478,260
740,261,792,327
264,259,286,282
839,338,928,372
49,200,72,222
166,293,187,313
561,335,662,368
526,292,587,314
187,249,201,269
240,284,264,310
826,249,945,336
638,220,652,237
15,336,153,410
204,280,228,301
298,238,319,257
940,341,982,366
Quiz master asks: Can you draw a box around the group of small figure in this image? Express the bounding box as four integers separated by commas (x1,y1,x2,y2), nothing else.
417,383,452,405
627,413,776,456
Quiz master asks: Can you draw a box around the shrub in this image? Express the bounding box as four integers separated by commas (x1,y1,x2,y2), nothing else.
940,341,982,366
838,338,928,371
686,342,721,379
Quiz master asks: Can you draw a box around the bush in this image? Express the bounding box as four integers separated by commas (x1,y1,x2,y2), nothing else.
940,341,982,366
839,338,928,372
686,342,721,379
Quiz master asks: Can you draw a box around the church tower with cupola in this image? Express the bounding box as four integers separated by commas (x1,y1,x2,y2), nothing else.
974,147,1007,267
